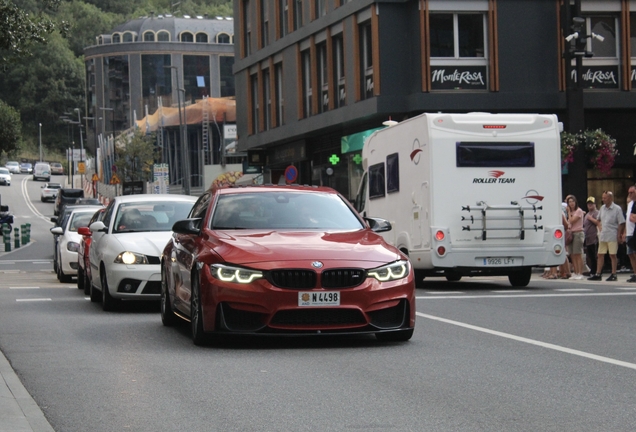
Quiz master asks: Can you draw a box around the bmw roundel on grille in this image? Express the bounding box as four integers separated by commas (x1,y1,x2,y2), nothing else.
312,261,324,269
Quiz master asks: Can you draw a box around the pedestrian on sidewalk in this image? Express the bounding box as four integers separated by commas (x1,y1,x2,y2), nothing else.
624,185,636,282
583,196,600,276
566,195,585,279
588,191,625,281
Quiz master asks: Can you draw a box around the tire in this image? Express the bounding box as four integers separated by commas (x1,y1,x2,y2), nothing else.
161,264,178,327
101,268,118,311
445,272,462,282
77,266,85,290
376,328,414,342
89,280,99,302
413,269,426,287
190,271,209,345
83,267,91,296
508,267,532,287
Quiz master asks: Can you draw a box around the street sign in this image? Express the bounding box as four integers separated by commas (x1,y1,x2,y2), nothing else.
110,173,121,185
91,173,99,182
284,165,298,183
78,162,85,174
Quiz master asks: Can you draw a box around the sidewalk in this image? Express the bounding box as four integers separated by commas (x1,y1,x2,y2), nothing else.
0,349,54,432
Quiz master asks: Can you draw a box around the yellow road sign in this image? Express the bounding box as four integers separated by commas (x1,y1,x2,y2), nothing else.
91,173,99,182
110,173,120,185
78,162,86,174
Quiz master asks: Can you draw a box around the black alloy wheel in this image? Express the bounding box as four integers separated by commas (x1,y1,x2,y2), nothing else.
508,267,532,287
190,271,209,346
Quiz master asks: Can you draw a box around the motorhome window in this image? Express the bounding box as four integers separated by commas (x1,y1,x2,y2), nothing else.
386,153,400,193
456,142,535,167
369,163,385,199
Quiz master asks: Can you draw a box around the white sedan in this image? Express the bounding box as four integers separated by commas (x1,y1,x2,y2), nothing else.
88,194,197,311
50,208,101,283
0,168,11,186
41,182,62,202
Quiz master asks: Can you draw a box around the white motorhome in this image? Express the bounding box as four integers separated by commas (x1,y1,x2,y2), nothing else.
354,112,566,287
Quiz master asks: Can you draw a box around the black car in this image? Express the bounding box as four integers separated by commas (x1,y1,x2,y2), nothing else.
54,188,85,216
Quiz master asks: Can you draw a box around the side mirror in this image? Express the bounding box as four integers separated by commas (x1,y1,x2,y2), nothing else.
50,216,58,223
172,218,201,235
89,221,108,233
77,226,92,236
50,227,63,235
364,217,392,233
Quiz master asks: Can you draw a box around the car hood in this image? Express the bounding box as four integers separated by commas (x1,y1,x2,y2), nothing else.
114,231,172,257
207,230,401,267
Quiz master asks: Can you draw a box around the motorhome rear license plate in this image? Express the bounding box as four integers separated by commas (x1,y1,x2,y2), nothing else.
481,257,518,266
298,291,340,306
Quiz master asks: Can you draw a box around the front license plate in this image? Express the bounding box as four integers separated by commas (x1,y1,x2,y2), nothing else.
480,257,519,266
298,291,340,306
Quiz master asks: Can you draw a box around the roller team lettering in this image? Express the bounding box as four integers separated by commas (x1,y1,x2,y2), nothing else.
473,170,516,184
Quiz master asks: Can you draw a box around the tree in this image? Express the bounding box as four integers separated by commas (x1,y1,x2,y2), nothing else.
115,130,156,182
0,0,65,65
57,1,122,57
0,99,21,154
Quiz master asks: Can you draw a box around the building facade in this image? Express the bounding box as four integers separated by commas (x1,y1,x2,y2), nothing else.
84,14,236,192
233,0,636,203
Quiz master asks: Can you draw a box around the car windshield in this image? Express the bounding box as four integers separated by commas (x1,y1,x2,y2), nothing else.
46,183,61,189
68,212,95,232
114,201,194,233
0,168,9,175
210,191,364,230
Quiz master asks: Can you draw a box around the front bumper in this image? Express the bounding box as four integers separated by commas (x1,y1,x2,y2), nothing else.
198,266,416,335
107,263,161,300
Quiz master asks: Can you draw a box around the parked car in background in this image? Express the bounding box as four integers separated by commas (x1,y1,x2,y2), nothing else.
50,162,64,175
54,188,84,216
51,204,104,275
50,208,101,283
161,185,416,345
0,168,11,186
41,182,62,202
20,162,33,174
74,198,102,206
5,161,20,174
33,162,51,182
89,194,197,310
77,208,105,294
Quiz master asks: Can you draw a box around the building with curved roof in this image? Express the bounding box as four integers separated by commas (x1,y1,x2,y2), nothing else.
83,14,236,192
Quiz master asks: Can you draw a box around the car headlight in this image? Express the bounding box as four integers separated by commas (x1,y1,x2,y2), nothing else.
211,264,263,284
368,260,409,282
115,251,149,265
67,242,80,252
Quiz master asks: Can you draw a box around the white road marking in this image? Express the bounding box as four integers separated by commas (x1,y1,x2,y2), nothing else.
416,291,636,299
10,287,39,289
554,288,593,292
491,290,528,293
423,291,465,295
16,298,51,302
0,270,20,273
616,287,636,290
417,312,636,371
0,262,15,265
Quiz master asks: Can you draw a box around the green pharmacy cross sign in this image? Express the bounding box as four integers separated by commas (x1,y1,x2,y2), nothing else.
353,154,362,164
329,154,340,165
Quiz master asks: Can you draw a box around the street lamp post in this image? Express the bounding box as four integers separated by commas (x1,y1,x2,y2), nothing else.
74,108,85,185
164,65,190,195
38,123,42,162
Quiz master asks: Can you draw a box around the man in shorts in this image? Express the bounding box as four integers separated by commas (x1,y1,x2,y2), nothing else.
624,186,636,282
588,191,625,281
